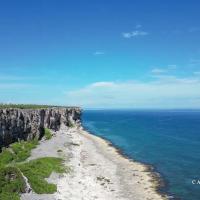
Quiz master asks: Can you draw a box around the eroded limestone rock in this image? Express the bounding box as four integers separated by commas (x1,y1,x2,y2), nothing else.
0,107,81,148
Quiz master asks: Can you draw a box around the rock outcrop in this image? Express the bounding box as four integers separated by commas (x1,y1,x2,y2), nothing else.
0,107,81,148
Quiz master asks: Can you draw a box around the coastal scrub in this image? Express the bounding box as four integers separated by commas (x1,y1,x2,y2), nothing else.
18,157,66,193
0,166,25,200
0,140,38,167
44,128,53,140
10,140,38,162
0,136,66,199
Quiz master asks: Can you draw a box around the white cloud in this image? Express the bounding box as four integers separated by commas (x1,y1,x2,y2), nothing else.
151,65,177,75
151,68,167,74
90,82,115,87
194,71,200,75
122,32,132,38
64,76,200,108
122,30,148,38
93,51,105,55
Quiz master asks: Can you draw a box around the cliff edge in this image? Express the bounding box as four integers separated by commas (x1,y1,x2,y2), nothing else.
0,107,81,148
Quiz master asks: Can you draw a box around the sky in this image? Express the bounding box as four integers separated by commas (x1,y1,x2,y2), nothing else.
0,0,200,109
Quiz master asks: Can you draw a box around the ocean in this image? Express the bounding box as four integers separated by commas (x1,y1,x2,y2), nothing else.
82,110,200,200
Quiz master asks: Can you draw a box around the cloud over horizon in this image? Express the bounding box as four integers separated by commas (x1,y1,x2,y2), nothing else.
151,65,177,76
64,75,200,109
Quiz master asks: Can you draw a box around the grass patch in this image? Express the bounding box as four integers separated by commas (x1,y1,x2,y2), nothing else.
44,128,52,140
0,150,16,168
0,192,20,200
0,140,38,199
68,121,74,128
18,157,66,194
0,140,38,168
0,166,26,200
10,140,38,162
0,137,67,198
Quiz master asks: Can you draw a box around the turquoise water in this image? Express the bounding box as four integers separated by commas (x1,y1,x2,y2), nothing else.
82,110,200,200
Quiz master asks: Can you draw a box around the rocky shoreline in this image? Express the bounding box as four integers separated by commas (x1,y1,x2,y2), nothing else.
0,107,169,200
21,124,169,200
86,130,169,199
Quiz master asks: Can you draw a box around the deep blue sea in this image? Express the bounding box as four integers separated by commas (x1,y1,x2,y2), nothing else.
82,110,200,200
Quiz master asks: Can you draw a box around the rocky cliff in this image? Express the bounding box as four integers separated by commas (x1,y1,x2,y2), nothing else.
0,107,81,148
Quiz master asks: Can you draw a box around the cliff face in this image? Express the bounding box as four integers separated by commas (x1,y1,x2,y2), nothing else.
0,107,81,148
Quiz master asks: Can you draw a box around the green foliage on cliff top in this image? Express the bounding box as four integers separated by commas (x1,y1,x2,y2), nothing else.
0,103,79,109
18,157,66,194
0,104,58,109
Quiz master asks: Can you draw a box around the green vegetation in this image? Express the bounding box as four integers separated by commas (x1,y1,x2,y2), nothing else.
0,138,66,199
0,140,39,199
68,121,74,127
0,192,20,200
0,140,38,168
0,103,79,109
44,128,52,140
0,166,25,200
10,140,38,162
19,157,66,194
0,104,58,109
0,150,15,168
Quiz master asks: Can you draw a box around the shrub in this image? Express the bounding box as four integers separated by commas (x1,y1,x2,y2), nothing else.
18,157,66,194
0,166,26,200
44,128,52,140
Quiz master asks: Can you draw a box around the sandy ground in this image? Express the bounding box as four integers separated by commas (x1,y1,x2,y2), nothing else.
21,125,168,200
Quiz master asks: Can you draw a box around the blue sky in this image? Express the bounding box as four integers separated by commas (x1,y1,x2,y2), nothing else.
0,0,200,108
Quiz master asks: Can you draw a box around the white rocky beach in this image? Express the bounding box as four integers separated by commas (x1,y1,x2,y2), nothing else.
21,125,167,200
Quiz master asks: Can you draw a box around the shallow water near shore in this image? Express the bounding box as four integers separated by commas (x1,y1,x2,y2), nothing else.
82,109,200,200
